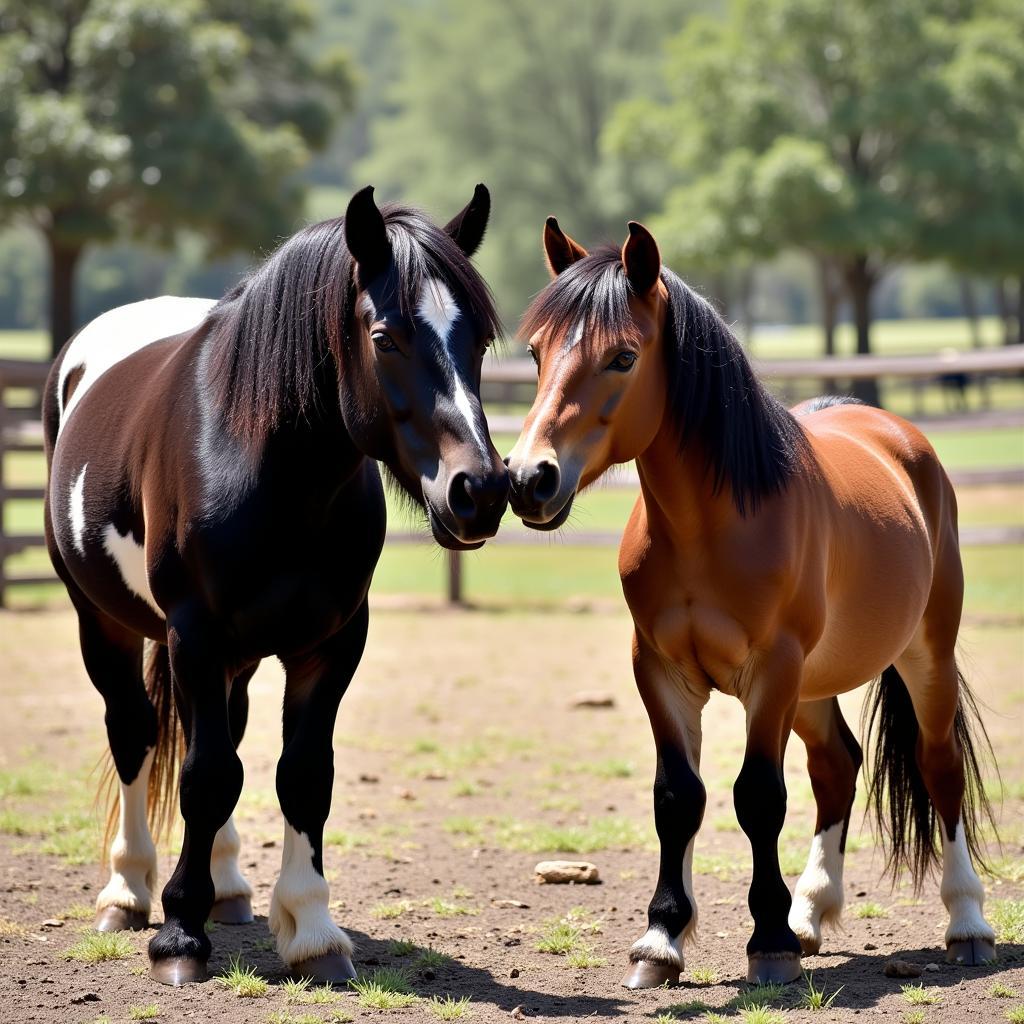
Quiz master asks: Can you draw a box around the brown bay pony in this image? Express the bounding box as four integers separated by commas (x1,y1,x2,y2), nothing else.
506,217,997,987
44,185,508,985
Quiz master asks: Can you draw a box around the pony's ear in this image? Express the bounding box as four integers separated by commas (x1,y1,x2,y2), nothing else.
345,185,391,285
444,183,490,258
621,220,661,296
543,216,588,277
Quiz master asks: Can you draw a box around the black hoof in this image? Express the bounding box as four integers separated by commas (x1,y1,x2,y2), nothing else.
291,951,357,986
94,906,149,932
209,895,254,925
150,956,209,986
621,960,681,989
747,953,802,984
946,938,996,965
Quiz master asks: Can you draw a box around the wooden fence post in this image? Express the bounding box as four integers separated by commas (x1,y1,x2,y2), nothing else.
446,549,463,605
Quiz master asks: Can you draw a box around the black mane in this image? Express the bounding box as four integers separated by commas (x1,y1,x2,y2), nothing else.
206,205,499,443
521,246,811,515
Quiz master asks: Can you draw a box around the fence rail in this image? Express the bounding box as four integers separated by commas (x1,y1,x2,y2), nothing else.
3,346,1023,605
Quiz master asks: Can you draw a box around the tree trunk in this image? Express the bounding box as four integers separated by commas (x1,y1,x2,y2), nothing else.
844,256,881,407
46,234,83,358
816,257,839,393
958,276,982,348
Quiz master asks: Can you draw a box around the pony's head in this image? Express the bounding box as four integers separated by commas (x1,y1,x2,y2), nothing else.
342,186,508,549
506,218,669,528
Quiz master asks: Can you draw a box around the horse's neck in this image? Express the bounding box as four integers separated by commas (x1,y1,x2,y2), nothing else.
634,416,737,537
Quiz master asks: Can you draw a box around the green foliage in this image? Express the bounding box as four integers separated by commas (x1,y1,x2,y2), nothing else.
62,931,134,963
214,953,269,997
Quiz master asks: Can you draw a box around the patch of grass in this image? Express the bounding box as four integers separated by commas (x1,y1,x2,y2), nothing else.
442,814,651,853
427,897,478,918
853,901,888,919
692,853,742,880
322,830,369,853
410,738,440,754
425,994,473,1020
0,918,27,937
215,953,268,998
63,932,134,963
991,983,1018,998
901,984,940,1006
302,984,340,1005
59,902,94,921
270,1013,352,1024
1005,1007,1024,1024
128,1006,159,1021
711,816,739,833
370,899,414,919
732,983,786,1010
800,973,842,1010
387,938,420,956
0,810,33,836
350,967,418,1010
903,1012,926,1024
991,899,1024,943
565,947,606,968
281,977,311,1003
988,858,1024,883
690,966,718,984
416,946,452,970
535,919,581,954
0,766,50,799
452,781,480,797
584,758,634,779
739,1007,787,1024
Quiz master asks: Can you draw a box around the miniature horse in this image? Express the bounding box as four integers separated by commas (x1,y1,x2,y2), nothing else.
43,185,507,985
506,218,996,987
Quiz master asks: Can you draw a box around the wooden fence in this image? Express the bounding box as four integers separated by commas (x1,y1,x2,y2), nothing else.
3,347,1023,605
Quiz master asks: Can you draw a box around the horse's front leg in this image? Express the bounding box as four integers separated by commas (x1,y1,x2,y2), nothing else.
148,618,241,985
270,600,369,984
623,633,709,989
735,638,804,984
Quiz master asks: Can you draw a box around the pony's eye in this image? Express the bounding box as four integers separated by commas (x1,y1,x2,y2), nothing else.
528,347,539,371
607,351,637,372
371,331,397,352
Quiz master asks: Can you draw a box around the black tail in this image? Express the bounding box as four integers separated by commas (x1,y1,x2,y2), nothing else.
862,664,996,888
99,643,183,859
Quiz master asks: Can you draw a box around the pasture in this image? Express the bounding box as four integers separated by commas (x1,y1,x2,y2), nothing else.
1,583,1022,1022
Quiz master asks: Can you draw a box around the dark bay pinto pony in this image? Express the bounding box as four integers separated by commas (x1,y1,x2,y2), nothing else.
506,218,996,987
43,185,507,986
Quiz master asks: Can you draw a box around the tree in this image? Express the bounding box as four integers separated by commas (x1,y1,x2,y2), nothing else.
0,0,354,356
357,0,688,323
607,0,1019,404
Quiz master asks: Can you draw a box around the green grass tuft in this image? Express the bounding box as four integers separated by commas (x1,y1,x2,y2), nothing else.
903,1012,926,1024
991,983,1018,998
1006,1008,1024,1024
656,1001,712,1021
853,901,888,919
800,973,842,1010
387,938,420,956
732,983,786,1010
63,932,134,963
427,897,478,917
901,984,940,1006
416,946,452,970
689,966,718,985
739,1006,787,1024
991,899,1024,943
565,947,606,968
127,1006,159,1021
425,994,473,1020
349,967,418,1009
371,899,414,919
280,977,311,1002
214,953,268,998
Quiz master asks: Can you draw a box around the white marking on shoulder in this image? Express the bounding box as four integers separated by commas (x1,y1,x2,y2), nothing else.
416,277,460,342
102,524,163,618
58,296,215,436
269,823,353,965
69,464,88,556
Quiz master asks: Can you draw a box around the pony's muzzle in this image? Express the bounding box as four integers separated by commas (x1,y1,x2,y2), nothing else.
506,455,574,529
444,465,509,541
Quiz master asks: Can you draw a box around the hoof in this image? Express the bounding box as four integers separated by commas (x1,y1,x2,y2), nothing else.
946,938,996,965
621,960,681,989
798,935,821,957
209,895,254,925
94,906,149,932
150,956,209,986
291,951,358,986
747,953,802,984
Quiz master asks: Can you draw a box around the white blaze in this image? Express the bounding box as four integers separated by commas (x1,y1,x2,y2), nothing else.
96,748,157,914
416,278,489,457
269,823,353,965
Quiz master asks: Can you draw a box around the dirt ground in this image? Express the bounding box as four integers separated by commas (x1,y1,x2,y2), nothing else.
0,603,1021,1024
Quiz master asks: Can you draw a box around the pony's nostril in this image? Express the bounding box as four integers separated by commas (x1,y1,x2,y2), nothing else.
447,471,477,521
533,460,560,505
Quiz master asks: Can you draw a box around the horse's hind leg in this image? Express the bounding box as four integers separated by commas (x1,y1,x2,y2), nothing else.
788,697,862,955
894,644,996,964
209,667,257,925
72,600,156,931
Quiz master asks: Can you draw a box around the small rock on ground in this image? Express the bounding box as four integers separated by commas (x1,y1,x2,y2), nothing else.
534,860,600,884
883,959,922,978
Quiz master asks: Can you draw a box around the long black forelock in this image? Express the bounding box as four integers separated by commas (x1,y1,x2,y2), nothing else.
521,247,811,515
207,204,500,445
